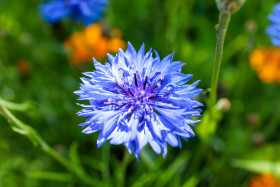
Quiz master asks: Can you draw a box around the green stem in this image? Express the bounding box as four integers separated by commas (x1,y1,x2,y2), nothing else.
0,99,100,186
117,150,130,187
209,11,231,115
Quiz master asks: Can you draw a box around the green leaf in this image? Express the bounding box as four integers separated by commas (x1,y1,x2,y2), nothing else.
69,141,81,167
11,126,27,135
232,159,280,178
237,144,280,161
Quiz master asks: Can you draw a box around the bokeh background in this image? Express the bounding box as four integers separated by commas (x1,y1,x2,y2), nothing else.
1,0,280,186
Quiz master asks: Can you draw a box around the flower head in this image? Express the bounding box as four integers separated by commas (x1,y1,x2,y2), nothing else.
64,23,125,65
266,3,280,47
75,42,203,159
40,0,107,25
249,47,280,84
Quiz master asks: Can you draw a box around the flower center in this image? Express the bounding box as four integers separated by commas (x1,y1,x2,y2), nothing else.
103,72,169,112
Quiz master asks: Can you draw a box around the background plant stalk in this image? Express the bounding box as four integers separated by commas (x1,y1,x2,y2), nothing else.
209,11,231,119
0,99,100,186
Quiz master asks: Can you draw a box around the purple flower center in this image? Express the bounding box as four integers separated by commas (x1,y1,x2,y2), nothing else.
102,71,171,120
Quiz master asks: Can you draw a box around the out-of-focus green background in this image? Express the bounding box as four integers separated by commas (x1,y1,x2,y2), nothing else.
1,0,280,186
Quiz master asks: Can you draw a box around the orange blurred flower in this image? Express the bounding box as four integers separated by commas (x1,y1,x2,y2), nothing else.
64,32,90,63
249,173,280,187
249,47,280,84
64,23,126,66
16,60,31,74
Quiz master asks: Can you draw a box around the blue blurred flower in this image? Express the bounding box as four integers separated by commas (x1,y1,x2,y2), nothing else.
266,3,280,47
75,42,203,159
40,0,107,25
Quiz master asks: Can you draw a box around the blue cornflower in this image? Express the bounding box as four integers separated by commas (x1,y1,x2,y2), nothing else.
266,3,280,47
40,0,107,26
75,42,203,159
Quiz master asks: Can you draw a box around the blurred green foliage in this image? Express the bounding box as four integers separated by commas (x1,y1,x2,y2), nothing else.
1,0,280,186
